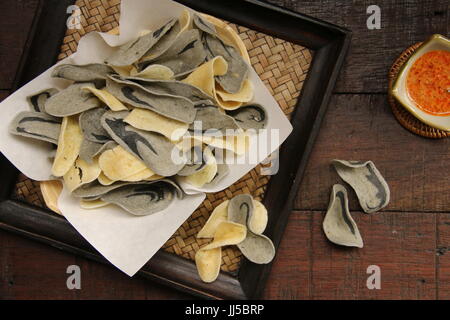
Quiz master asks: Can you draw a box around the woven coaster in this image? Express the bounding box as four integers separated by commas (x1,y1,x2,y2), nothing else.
11,0,313,273
388,42,450,139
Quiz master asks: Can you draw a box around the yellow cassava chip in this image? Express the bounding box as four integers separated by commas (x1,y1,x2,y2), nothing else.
81,86,127,111
111,65,135,77
52,115,83,177
202,134,250,155
183,56,227,98
80,198,109,209
249,200,268,235
179,9,192,33
215,96,242,110
63,157,101,192
98,172,115,185
202,14,250,64
99,145,148,181
187,15,253,110
197,200,229,238
183,56,253,110
216,79,254,110
203,221,247,249
124,108,188,141
195,221,247,283
195,247,221,283
181,147,217,187
121,168,155,182
130,64,174,80
206,14,253,108
145,174,164,181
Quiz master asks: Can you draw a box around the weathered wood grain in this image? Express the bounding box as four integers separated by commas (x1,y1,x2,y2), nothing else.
267,0,450,92
0,231,191,299
264,210,437,299
437,214,450,300
0,210,440,300
0,0,39,89
295,94,450,213
263,212,312,299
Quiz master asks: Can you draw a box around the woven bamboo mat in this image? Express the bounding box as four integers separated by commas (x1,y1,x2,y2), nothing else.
11,0,312,273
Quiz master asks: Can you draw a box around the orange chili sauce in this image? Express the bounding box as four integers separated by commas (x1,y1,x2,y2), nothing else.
406,50,450,116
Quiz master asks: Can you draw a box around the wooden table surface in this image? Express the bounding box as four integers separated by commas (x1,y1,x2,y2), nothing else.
1,0,449,300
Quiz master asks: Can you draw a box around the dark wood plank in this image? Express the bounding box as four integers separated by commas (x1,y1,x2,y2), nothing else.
264,210,437,299
437,214,450,300
262,211,312,299
0,231,191,299
0,0,39,89
295,94,450,213
267,0,450,92
0,209,439,299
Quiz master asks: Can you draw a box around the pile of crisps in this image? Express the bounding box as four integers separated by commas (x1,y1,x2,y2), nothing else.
9,10,269,216
195,194,275,283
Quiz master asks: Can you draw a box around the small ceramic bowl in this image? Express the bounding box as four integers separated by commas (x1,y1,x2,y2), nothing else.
391,34,450,131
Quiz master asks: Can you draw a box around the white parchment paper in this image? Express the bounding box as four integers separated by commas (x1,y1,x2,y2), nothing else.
0,0,293,276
